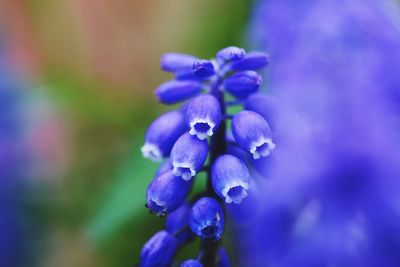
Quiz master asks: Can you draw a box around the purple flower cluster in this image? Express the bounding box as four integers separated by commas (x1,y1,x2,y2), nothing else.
138,47,271,266
230,0,400,266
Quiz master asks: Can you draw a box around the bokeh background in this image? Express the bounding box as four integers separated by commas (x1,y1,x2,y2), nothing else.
2,0,400,267
0,1,251,266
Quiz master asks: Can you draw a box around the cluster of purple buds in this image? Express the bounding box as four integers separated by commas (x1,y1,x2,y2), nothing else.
138,46,272,267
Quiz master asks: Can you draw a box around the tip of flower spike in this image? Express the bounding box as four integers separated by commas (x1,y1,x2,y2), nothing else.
217,46,246,63
172,162,196,181
250,137,276,159
189,119,215,140
141,142,163,162
193,59,215,78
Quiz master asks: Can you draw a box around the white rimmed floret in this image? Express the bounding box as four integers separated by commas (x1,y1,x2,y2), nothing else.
146,197,166,216
141,142,163,162
172,161,196,181
249,136,276,159
221,180,250,204
189,118,215,140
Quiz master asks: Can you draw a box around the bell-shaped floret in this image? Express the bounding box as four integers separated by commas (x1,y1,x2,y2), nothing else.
189,197,224,240
141,111,186,162
170,133,209,181
146,170,192,216
186,94,222,140
232,110,275,159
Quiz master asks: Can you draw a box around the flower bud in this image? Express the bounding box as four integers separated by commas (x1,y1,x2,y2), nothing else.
217,247,232,267
211,155,251,204
186,95,222,140
174,67,203,81
193,59,215,78
232,110,275,159
161,53,197,72
146,170,192,216
230,52,269,71
165,203,194,245
171,133,209,181
216,46,246,63
155,80,202,104
189,197,224,240
181,259,203,267
223,71,262,99
140,230,178,267
141,111,186,162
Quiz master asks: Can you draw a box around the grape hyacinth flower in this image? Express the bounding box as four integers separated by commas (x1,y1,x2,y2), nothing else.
155,80,203,104
140,230,178,267
171,133,209,181
223,71,262,99
138,46,272,267
189,197,224,240
232,110,275,159
186,94,222,140
141,111,186,162
146,170,192,216
211,155,251,204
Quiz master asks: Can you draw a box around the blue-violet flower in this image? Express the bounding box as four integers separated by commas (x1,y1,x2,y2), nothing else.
171,133,209,181
155,80,202,104
216,46,246,63
141,111,186,162
140,230,178,267
146,170,192,216
186,94,222,140
211,154,251,204
193,59,215,78
161,53,197,72
223,71,262,99
232,110,275,159
230,52,269,71
189,197,224,240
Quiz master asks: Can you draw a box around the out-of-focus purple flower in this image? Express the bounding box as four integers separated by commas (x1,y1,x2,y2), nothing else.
140,230,178,267
141,111,186,162
189,197,224,241
0,48,30,267
146,170,192,216
171,133,209,181
186,95,222,140
235,0,400,266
